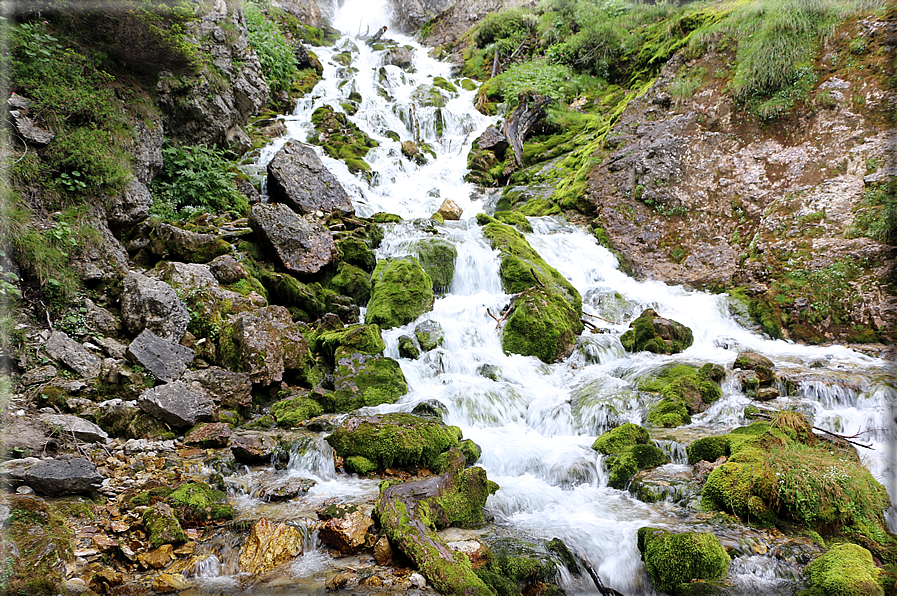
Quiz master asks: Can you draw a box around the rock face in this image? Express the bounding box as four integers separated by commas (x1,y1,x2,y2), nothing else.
266,141,354,216
366,256,434,329
137,381,217,429
107,179,152,229
239,518,304,574
621,309,693,355
121,272,191,341
249,203,338,276
127,328,195,383
2,457,104,496
156,5,269,149
44,331,102,379
227,305,313,385
586,42,897,343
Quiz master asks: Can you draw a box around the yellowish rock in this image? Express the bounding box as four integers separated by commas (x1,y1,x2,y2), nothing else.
239,518,304,574
140,544,174,569
151,572,191,592
319,510,373,554
373,536,392,565
437,199,462,221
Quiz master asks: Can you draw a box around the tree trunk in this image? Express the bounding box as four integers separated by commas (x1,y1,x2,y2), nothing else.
503,93,551,167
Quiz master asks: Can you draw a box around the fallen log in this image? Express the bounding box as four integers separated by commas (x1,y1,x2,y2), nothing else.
503,93,551,167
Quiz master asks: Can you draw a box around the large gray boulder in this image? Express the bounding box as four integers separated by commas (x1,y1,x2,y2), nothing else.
266,141,354,216
227,305,313,385
39,414,109,443
44,331,102,379
1,457,104,496
249,203,337,276
121,271,191,341
145,221,231,264
107,179,153,229
182,368,253,409
127,328,195,383
137,381,217,429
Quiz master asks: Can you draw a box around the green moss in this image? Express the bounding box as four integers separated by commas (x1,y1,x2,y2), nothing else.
142,504,188,549
308,106,377,172
326,412,462,471
413,238,458,293
167,482,234,524
647,398,692,428
321,355,408,412
315,323,386,363
621,309,694,354
638,528,731,594
592,422,650,454
433,76,458,93
370,212,403,224
493,210,533,233
804,544,883,596
327,262,372,305
459,439,482,465
337,236,377,272
270,396,323,427
687,436,731,464
3,496,73,594
366,256,435,329
129,486,173,507
345,455,377,475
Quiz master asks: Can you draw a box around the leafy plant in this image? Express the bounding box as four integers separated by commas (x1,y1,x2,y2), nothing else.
244,1,299,93
848,180,897,245
149,143,248,220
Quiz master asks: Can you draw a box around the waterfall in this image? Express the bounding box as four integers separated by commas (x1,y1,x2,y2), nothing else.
241,1,897,593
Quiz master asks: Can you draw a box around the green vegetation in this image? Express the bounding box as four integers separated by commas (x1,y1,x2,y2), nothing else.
637,527,731,594
639,363,725,428
270,395,323,427
1,496,73,594
150,143,248,220
308,105,379,173
366,256,435,329
592,423,669,489
849,180,897,246
621,309,694,355
245,2,299,93
803,543,883,596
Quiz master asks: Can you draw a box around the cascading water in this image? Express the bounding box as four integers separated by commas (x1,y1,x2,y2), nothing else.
227,0,897,593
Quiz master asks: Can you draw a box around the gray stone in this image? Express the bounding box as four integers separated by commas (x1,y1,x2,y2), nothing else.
230,434,278,465
138,381,217,429
127,328,195,383
182,367,253,409
70,209,129,283
38,414,109,443
44,331,102,379
415,320,444,352
121,271,191,341
2,457,104,496
107,179,152,229
476,125,509,155
145,221,231,264
266,141,353,217
159,262,218,291
229,305,311,385
249,203,337,276
21,365,57,386
98,337,129,360
84,298,120,335
11,111,55,144
209,254,248,284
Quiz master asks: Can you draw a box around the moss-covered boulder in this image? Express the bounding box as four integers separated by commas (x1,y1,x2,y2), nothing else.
270,394,324,427
477,218,582,363
413,238,457,294
326,413,463,472
592,423,669,489
475,537,566,596
640,364,724,428
493,210,532,233
415,320,444,351
318,353,408,412
328,262,372,305
637,527,730,595
374,448,499,595
733,351,776,385
167,481,234,525
2,495,74,594
686,435,730,464
366,256,435,329
803,543,883,596
701,414,892,539
621,309,693,355
398,335,420,359
143,502,188,549
308,105,379,173
337,236,377,272
314,323,386,363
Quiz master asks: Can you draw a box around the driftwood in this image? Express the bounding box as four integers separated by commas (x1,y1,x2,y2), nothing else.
584,563,625,596
746,410,875,449
487,308,510,329
503,93,551,166
365,26,387,46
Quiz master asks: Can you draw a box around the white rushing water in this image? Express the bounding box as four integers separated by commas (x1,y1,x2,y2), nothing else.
246,1,897,593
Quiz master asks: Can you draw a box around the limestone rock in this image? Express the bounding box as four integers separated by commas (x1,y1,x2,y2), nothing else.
38,414,108,443
142,544,175,569
107,179,152,229
266,141,353,216
249,203,338,276
138,381,217,429
319,509,373,554
21,365,57,385
255,473,316,501
413,239,457,293
323,354,408,412
121,271,191,342
159,262,218,290
239,518,304,574
184,422,232,448
151,573,191,592
2,456,104,496
209,254,248,284
145,221,231,264
44,331,102,379
383,45,414,68
437,198,462,221
84,299,120,335
228,305,312,385
182,368,252,409
476,125,509,155
230,434,278,465
127,328,195,383
70,209,129,283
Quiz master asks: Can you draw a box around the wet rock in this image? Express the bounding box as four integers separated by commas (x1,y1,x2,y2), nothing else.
413,239,457,294
255,474,316,501
733,351,776,385
269,393,322,427
409,573,427,589
415,320,444,351
141,544,175,569
437,198,462,221
398,335,420,359
208,254,248,284
322,353,408,412
326,572,355,591
143,501,188,549
151,572,191,592
145,221,231,264
319,508,373,554
401,140,420,158
182,368,252,410
621,309,694,355
592,423,668,489
21,365,57,386
756,386,781,401
249,203,338,276
137,381,217,429
230,434,278,465
383,45,414,68
373,536,392,565
637,527,730,594
127,328,195,383
239,518,304,574
184,423,232,448
121,271,191,342
2,456,104,496
804,543,881,596
228,305,313,385
477,363,501,381
314,323,386,363
366,256,434,329
38,414,108,443
629,464,700,505
107,179,152,229
475,125,509,156
44,331,102,379
410,399,448,421
266,140,354,216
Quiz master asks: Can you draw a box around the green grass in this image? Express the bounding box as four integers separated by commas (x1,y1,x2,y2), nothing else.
244,1,299,93
848,180,897,245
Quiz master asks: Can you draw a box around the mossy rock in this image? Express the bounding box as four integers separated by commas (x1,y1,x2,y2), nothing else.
2,496,73,594
687,436,730,464
638,528,730,595
621,309,694,355
413,238,457,293
337,236,377,272
367,256,435,329
458,439,482,465
345,455,378,475
411,83,447,107
370,212,403,224
314,323,386,363
321,354,408,412
326,412,463,471
432,76,458,93
398,334,421,359
593,424,668,489
328,262,372,305
143,503,188,549
308,105,377,172
270,395,324,427
493,210,533,233
640,364,723,427
415,320,444,351
592,422,651,454
167,482,234,525
804,544,883,596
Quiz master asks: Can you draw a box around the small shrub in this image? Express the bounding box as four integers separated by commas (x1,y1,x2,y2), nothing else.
245,2,299,93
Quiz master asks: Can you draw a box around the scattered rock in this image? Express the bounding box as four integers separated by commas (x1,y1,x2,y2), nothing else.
373,536,392,565
249,203,338,275
184,423,232,448
21,365,57,386
239,518,305,574
151,572,191,592
209,254,248,284
437,198,462,221
733,351,776,384
230,434,278,465
228,305,313,385
621,309,694,355
475,125,509,156
2,456,104,496
84,299,121,335
44,331,102,379
146,221,232,264
255,474,316,501
319,508,373,554
266,140,354,216
127,328,195,383
38,414,109,443
141,544,175,569
182,368,252,409
121,271,191,342
137,381,217,429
